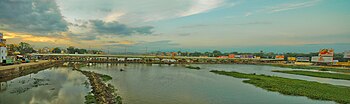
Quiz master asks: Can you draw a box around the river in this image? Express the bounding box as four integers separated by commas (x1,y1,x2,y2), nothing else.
0,67,90,104
81,64,342,104
1,63,348,104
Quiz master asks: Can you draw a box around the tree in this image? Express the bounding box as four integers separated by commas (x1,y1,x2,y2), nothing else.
77,49,87,54
18,42,36,54
212,50,222,57
6,44,19,55
52,47,62,53
189,52,202,57
90,50,102,54
67,46,75,54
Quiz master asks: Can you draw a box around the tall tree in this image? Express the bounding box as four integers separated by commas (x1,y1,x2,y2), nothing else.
18,42,35,54
212,50,222,57
52,47,62,53
77,49,87,54
67,46,75,54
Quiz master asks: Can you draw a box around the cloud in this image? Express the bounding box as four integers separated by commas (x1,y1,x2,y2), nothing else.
89,20,154,36
179,21,271,29
104,11,125,22
3,31,80,47
107,40,178,47
178,33,191,36
57,0,227,23
0,0,68,35
245,0,321,16
179,24,209,28
178,0,225,17
235,21,272,25
105,40,179,53
266,0,321,13
106,40,135,45
66,20,155,40
245,12,252,17
67,32,97,40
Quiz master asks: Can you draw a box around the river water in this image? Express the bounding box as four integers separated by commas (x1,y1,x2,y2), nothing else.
0,67,90,104
1,64,347,104
81,64,343,104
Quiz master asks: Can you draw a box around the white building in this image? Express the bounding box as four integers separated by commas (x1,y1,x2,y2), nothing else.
0,47,7,62
0,32,7,63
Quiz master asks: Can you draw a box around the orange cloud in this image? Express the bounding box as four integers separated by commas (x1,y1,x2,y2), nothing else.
1,31,79,46
118,40,135,45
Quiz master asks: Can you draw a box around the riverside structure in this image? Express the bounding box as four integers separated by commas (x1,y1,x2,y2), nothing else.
32,54,284,64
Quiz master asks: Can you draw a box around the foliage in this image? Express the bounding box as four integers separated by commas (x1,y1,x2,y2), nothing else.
99,74,113,82
116,96,123,104
67,46,76,54
210,70,350,104
18,42,36,54
185,65,201,70
52,47,61,53
77,48,87,54
67,46,94,54
272,70,350,80
7,42,36,55
84,92,97,104
269,64,350,73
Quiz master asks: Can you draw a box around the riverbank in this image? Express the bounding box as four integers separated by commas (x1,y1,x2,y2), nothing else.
272,70,350,80
74,68,122,104
210,70,350,104
0,60,63,82
265,64,350,73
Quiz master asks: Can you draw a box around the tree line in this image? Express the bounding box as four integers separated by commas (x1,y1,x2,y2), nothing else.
155,50,346,61
6,42,103,55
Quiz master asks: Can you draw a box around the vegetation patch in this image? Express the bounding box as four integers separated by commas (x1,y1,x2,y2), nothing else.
99,74,113,82
268,64,350,73
185,65,201,70
84,92,97,104
210,70,350,104
273,70,350,80
75,68,122,104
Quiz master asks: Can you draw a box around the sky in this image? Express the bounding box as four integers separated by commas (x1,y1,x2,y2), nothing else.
0,0,349,53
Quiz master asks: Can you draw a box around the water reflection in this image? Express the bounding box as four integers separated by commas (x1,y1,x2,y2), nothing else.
199,64,350,86
82,64,336,104
0,67,90,104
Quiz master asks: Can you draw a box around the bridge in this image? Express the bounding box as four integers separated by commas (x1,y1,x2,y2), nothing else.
31,54,284,64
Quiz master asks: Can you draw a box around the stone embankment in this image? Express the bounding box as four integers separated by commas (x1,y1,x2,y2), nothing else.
74,65,120,104
0,61,63,82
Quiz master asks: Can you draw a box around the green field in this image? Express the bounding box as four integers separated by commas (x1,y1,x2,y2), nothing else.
273,70,350,80
268,64,350,73
210,70,350,104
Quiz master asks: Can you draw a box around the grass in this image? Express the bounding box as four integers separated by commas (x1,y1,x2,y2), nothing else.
84,92,97,104
268,64,350,73
210,70,350,104
273,70,350,80
99,74,113,82
185,65,201,70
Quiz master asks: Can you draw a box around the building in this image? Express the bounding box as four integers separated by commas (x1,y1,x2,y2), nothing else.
38,47,51,54
0,32,7,63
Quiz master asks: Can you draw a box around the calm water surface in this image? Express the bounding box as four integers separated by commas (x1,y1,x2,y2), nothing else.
1,64,347,104
82,64,340,104
0,67,90,104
